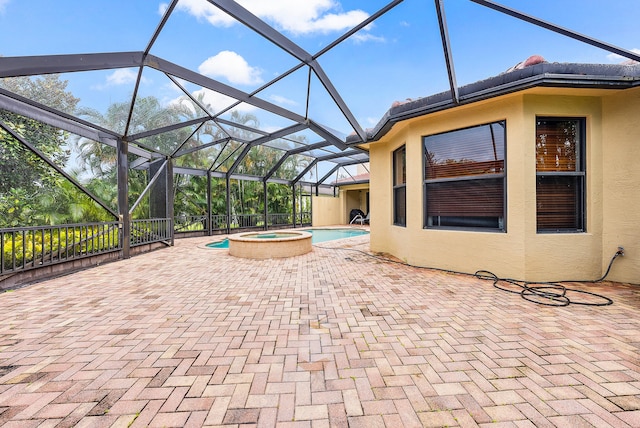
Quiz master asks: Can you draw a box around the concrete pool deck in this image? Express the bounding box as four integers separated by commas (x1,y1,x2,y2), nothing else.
0,231,639,427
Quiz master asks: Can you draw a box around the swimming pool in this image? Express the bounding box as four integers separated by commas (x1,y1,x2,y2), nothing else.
207,228,369,249
303,228,369,242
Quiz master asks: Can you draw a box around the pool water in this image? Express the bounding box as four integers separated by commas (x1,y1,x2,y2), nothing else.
251,233,297,239
302,228,369,242
206,228,368,249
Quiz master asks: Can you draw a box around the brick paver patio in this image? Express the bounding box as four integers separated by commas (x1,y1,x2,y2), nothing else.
1,232,639,427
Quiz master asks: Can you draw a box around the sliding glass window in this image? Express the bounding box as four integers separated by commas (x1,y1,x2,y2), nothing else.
423,121,506,231
393,146,406,227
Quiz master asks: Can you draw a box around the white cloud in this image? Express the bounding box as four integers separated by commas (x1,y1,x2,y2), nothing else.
365,117,379,127
352,32,385,44
198,51,263,86
0,0,9,13
158,2,169,15
269,94,298,106
177,0,371,36
106,69,140,86
261,125,282,133
176,0,235,27
92,69,146,90
606,48,640,63
293,10,369,34
170,88,256,116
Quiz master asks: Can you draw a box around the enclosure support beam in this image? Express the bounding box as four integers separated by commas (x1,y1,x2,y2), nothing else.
0,91,119,143
0,118,118,219
227,144,253,178
309,187,313,226
263,181,268,231
264,153,291,182
226,174,231,234
207,172,212,236
117,138,130,259
317,159,365,186
147,55,307,126
307,120,348,150
166,159,175,246
292,159,319,187
316,149,362,162
310,62,366,142
292,185,297,228
470,0,640,63
435,0,459,104
318,165,339,188
131,159,168,215
248,123,308,148
0,52,145,78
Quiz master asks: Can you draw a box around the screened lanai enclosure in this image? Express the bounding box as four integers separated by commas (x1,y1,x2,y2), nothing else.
1,0,639,284
0,0,378,282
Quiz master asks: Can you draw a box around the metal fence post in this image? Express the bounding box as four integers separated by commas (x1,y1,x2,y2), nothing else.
117,138,130,259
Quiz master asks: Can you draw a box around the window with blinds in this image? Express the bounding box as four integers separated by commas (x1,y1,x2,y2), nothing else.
423,121,506,231
535,117,585,232
393,146,406,226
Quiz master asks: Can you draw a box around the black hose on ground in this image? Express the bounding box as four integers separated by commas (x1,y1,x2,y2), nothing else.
315,244,622,307
474,249,624,307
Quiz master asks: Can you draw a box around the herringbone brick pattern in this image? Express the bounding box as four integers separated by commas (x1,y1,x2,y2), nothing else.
0,232,639,427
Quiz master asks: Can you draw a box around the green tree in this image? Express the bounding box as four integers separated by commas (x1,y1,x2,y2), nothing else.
0,75,79,194
170,104,265,222
75,95,191,217
0,75,85,227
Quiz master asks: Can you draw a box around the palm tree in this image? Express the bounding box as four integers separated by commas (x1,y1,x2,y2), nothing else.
74,95,190,217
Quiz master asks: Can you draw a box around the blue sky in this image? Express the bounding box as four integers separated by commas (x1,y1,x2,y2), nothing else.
1,0,639,137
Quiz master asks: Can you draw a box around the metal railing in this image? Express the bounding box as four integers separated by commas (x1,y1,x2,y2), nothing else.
130,218,172,247
296,211,312,226
1,222,121,275
175,213,305,233
1,212,309,277
267,213,292,226
229,214,264,229
174,215,207,232
173,215,234,233
211,215,228,231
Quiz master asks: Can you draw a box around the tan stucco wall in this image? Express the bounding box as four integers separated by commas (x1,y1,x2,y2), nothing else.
521,94,603,280
341,184,369,224
601,88,640,284
313,184,370,226
312,195,341,226
369,88,637,284
345,190,361,220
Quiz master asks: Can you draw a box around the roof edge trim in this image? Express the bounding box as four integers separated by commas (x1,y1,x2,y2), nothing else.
359,62,640,143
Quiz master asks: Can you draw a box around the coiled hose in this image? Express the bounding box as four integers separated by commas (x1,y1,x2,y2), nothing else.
317,244,623,307
474,249,623,307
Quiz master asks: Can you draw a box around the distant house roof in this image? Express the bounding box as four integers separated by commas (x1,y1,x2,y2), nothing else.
333,172,370,185
350,57,640,144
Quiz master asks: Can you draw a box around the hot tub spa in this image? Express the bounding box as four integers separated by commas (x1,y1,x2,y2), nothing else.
227,231,312,259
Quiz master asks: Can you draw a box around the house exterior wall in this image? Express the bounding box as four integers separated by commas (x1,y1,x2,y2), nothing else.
344,189,361,221
341,184,369,223
312,195,342,226
369,88,638,284
312,183,370,226
521,94,603,281
601,88,640,284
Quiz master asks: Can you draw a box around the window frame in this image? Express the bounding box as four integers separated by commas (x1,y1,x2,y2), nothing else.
393,145,406,227
535,116,586,233
422,120,507,232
